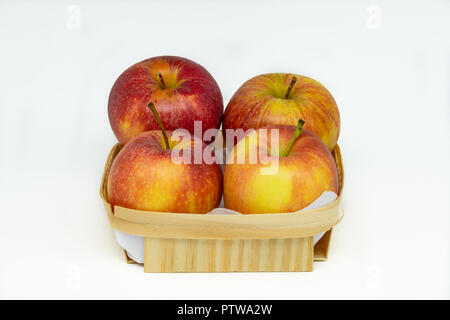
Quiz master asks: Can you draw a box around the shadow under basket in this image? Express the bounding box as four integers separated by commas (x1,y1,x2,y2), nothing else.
100,144,344,273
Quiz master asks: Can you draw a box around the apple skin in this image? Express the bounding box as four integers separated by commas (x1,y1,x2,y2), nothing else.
107,131,223,213
223,125,339,214
223,73,340,150
108,56,223,145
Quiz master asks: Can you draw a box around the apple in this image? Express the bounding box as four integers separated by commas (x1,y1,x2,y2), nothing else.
108,56,223,145
223,73,340,150
107,103,223,213
223,120,339,214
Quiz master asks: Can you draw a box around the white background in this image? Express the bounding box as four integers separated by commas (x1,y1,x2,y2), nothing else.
0,0,449,299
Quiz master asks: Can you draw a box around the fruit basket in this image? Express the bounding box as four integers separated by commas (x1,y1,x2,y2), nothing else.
99,143,344,273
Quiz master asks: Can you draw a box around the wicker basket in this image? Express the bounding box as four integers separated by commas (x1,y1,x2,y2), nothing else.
100,143,344,272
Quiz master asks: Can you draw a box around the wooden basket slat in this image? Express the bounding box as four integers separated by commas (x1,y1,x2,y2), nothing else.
143,237,314,272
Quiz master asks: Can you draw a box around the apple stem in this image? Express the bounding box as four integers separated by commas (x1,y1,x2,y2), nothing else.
285,76,297,99
281,118,305,157
157,72,166,89
147,102,170,150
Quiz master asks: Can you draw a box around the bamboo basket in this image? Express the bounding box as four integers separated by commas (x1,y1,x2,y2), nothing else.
100,143,344,272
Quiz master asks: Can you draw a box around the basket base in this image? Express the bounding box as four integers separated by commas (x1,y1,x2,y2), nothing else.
144,236,316,273
123,230,332,272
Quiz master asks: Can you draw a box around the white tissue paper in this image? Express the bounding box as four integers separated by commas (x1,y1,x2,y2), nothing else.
114,191,338,264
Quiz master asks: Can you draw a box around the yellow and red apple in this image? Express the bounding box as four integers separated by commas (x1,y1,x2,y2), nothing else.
223,73,340,150
108,56,223,145
223,121,339,214
107,104,223,213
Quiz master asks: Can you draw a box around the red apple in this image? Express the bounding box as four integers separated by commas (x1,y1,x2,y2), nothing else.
223,120,339,214
107,103,223,213
108,56,223,145
107,132,223,214
223,73,340,150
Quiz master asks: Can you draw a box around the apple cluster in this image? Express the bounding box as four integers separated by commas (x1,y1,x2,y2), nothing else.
106,56,340,214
